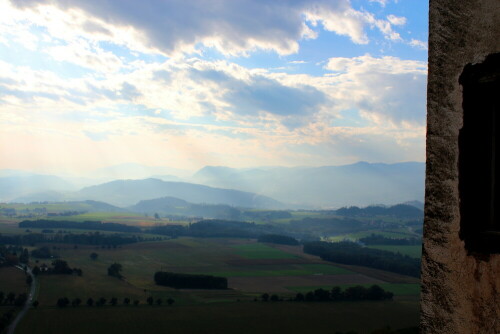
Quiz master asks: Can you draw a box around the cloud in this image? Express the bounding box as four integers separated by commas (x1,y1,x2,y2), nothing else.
409,39,428,50
368,0,390,7
387,15,407,26
324,54,427,125
8,0,408,56
189,66,327,123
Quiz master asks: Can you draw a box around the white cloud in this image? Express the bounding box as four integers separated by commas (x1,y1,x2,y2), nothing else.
409,39,428,50
387,15,407,26
324,54,427,125
8,0,408,56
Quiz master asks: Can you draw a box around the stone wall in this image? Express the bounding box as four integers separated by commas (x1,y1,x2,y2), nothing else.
422,0,500,333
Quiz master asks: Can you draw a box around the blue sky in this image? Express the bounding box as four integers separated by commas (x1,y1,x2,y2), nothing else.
0,0,428,175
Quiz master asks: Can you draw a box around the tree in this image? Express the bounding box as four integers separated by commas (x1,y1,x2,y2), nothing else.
305,291,315,302
86,298,94,307
133,300,140,306
110,297,118,306
270,294,279,302
97,297,106,306
146,296,154,306
19,248,29,264
107,263,123,278
167,298,175,306
52,260,73,274
154,213,160,220
90,252,98,260
330,286,342,301
14,293,27,307
72,298,82,307
6,292,15,304
261,293,269,302
57,297,70,308
123,297,130,305
156,298,162,306
294,293,305,302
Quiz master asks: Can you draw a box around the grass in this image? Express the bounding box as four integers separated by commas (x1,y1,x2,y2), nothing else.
231,243,298,259
30,238,358,307
366,245,422,259
205,264,352,277
287,283,421,296
18,299,419,334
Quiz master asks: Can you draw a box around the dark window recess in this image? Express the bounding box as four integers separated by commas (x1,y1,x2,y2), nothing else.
459,53,500,253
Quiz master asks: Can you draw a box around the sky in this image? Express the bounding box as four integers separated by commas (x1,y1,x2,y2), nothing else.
0,0,428,176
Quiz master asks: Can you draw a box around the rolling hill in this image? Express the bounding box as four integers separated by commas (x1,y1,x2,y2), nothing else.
192,162,425,208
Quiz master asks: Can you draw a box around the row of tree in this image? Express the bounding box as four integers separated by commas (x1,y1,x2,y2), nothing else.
55,296,175,308
19,220,141,233
149,219,278,239
257,234,299,245
0,292,28,306
1,232,153,247
31,260,83,276
258,285,393,303
359,234,421,246
303,241,421,277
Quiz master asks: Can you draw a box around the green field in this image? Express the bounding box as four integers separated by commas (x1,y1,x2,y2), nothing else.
17,299,419,334
206,264,352,277
366,245,422,259
287,283,420,296
231,243,298,259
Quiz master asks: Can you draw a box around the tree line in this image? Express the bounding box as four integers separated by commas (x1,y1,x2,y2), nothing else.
149,219,278,239
54,296,175,308
335,204,423,219
19,219,141,233
0,291,28,333
1,232,156,247
257,234,299,245
359,234,421,246
303,241,421,277
154,271,228,289
258,284,393,302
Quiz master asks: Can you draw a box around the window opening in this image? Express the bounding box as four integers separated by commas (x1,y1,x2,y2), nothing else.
459,52,500,253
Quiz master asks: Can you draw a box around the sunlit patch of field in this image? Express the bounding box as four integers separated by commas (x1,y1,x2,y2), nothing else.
231,243,299,260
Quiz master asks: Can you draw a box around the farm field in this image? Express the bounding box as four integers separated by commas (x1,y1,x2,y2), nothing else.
0,267,28,294
29,237,416,307
17,299,419,334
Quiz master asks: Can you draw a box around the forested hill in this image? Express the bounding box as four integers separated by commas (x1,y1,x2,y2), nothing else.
75,178,284,208
192,162,425,208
